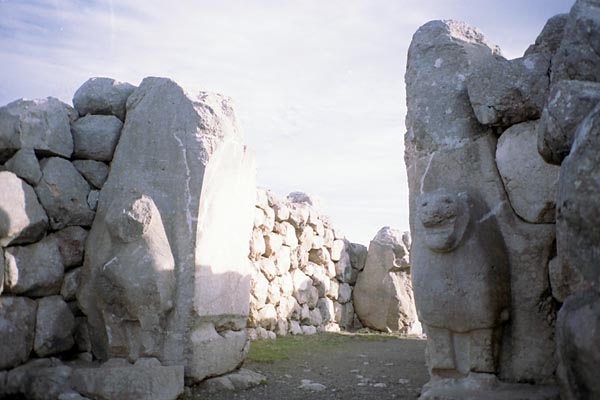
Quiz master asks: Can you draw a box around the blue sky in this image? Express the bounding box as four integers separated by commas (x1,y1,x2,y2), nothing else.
0,0,573,245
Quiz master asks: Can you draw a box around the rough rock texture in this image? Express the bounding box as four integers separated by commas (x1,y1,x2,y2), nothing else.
71,361,184,400
556,290,600,400
353,227,419,333
467,53,550,126
51,226,88,269
0,171,48,246
78,77,256,382
556,103,600,288
71,115,123,161
0,296,37,370
72,160,110,188
524,14,568,56
0,97,73,161
4,148,42,185
4,236,64,297
496,121,559,223
405,19,559,398
34,296,75,357
198,368,266,392
72,77,136,121
35,157,95,229
537,80,600,165
551,0,600,83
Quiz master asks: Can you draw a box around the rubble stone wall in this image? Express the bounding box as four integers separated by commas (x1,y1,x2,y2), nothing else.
246,189,368,339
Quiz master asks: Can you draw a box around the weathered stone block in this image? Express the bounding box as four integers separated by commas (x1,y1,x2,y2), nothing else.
72,77,136,121
0,296,37,370
0,171,48,246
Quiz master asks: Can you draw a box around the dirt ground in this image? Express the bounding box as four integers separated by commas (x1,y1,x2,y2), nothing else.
188,333,429,400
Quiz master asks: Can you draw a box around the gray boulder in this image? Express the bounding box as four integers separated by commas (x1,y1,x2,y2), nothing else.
496,121,560,223
0,297,37,370
22,365,72,400
551,0,600,83
50,226,88,268
0,171,48,246
72,159,109,188
72,77,136,121
4,148,42,185
35,157,95,229
71,114,123,161
524,13,569,56
34,296,75,357
467,53,550,126
556,103,600,288
354,226,418,333
4,235,64,297
60,267,82,301
78,77,256,382
0,97,73,161
556,290,600,400
71,362,184,400
537,80,600,165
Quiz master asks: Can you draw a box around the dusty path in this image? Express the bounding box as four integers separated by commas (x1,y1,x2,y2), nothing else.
189,333,428,400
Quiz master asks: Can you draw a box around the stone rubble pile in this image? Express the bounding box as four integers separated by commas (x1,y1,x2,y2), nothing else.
405,1,600,399
0,76,256,399
246,189,368,338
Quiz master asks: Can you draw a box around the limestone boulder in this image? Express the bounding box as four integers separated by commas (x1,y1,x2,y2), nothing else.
467,53,550,126
524,13,569,56
71,362,184,400
556,103,600,287
78,77,255,381
0,97,73,161
496,121,560,223
50,226,88,268
551,0,600,83
72,77,136,121
22,365,72,400
405,20,500,157
4,148,42,185
537,80,600,165
0,171,48,246
71,115,123,161
353,227,418,333
0,296,37,370
556,290,600,400
72,160,109,188
34,295,75,357
4,235,64,297
60,268,82,301
35,157,95,229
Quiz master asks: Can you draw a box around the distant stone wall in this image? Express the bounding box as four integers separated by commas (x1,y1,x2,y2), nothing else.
246,189,368,339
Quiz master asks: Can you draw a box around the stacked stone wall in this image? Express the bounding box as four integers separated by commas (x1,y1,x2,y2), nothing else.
246,189,368,339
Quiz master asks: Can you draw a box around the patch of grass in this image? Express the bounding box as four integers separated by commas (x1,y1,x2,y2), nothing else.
246,331,406,363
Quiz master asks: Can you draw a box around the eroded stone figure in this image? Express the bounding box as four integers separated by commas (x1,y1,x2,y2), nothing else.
411,189,510,381
81,194,175,361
